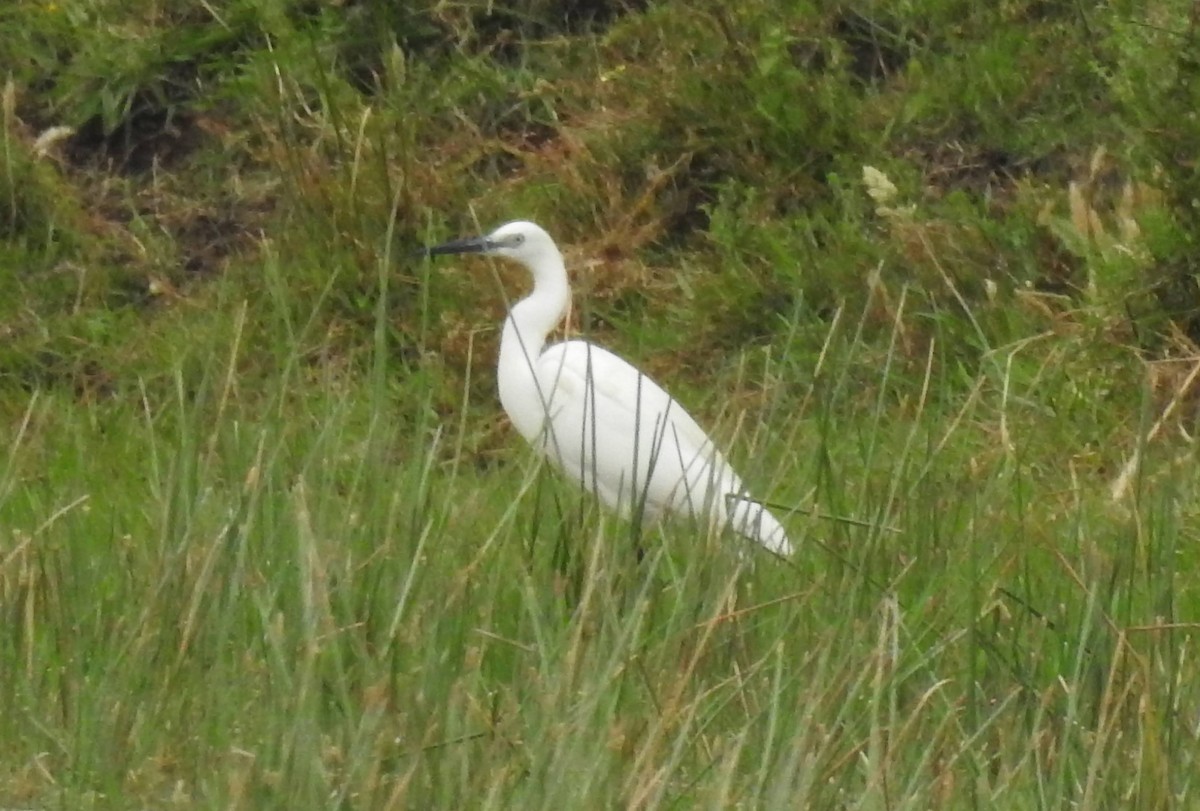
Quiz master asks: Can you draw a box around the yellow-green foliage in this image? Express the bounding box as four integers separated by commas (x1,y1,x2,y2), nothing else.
3,2,1200,808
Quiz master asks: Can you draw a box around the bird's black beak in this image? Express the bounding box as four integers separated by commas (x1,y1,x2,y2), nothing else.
418,235,491,257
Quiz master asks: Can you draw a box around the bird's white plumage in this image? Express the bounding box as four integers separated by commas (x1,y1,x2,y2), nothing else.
434,220,792,556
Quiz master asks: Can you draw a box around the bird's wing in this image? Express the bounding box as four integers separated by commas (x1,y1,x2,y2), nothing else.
540,340,723,456
534,340,741,516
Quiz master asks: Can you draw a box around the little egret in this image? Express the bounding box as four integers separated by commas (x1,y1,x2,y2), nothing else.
422,221,792,557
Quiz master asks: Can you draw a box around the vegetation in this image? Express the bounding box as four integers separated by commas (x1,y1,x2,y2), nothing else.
3,0,1200,807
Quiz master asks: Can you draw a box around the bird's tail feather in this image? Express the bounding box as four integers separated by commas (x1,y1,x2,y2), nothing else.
727,496,793,557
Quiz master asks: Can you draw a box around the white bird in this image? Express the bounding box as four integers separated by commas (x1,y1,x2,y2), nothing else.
423,221,792,556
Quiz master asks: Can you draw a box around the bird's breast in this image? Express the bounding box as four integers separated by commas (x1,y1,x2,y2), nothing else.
497,355,553,444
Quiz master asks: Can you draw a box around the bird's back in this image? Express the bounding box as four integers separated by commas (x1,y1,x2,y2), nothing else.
518,339,791,554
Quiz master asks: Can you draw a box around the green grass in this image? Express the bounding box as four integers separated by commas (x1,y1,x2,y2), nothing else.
3,284,1196,808
3,0,1200,808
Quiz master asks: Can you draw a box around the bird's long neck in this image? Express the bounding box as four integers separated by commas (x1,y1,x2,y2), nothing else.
497,250,570,441
503,274,568,362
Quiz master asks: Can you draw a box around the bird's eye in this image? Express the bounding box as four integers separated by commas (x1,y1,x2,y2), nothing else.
511,234,525,246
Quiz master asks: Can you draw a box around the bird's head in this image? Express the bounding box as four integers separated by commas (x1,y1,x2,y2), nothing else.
421,221,560,271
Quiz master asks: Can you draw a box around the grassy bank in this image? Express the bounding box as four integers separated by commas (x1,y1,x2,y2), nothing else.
2,1,1200,807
